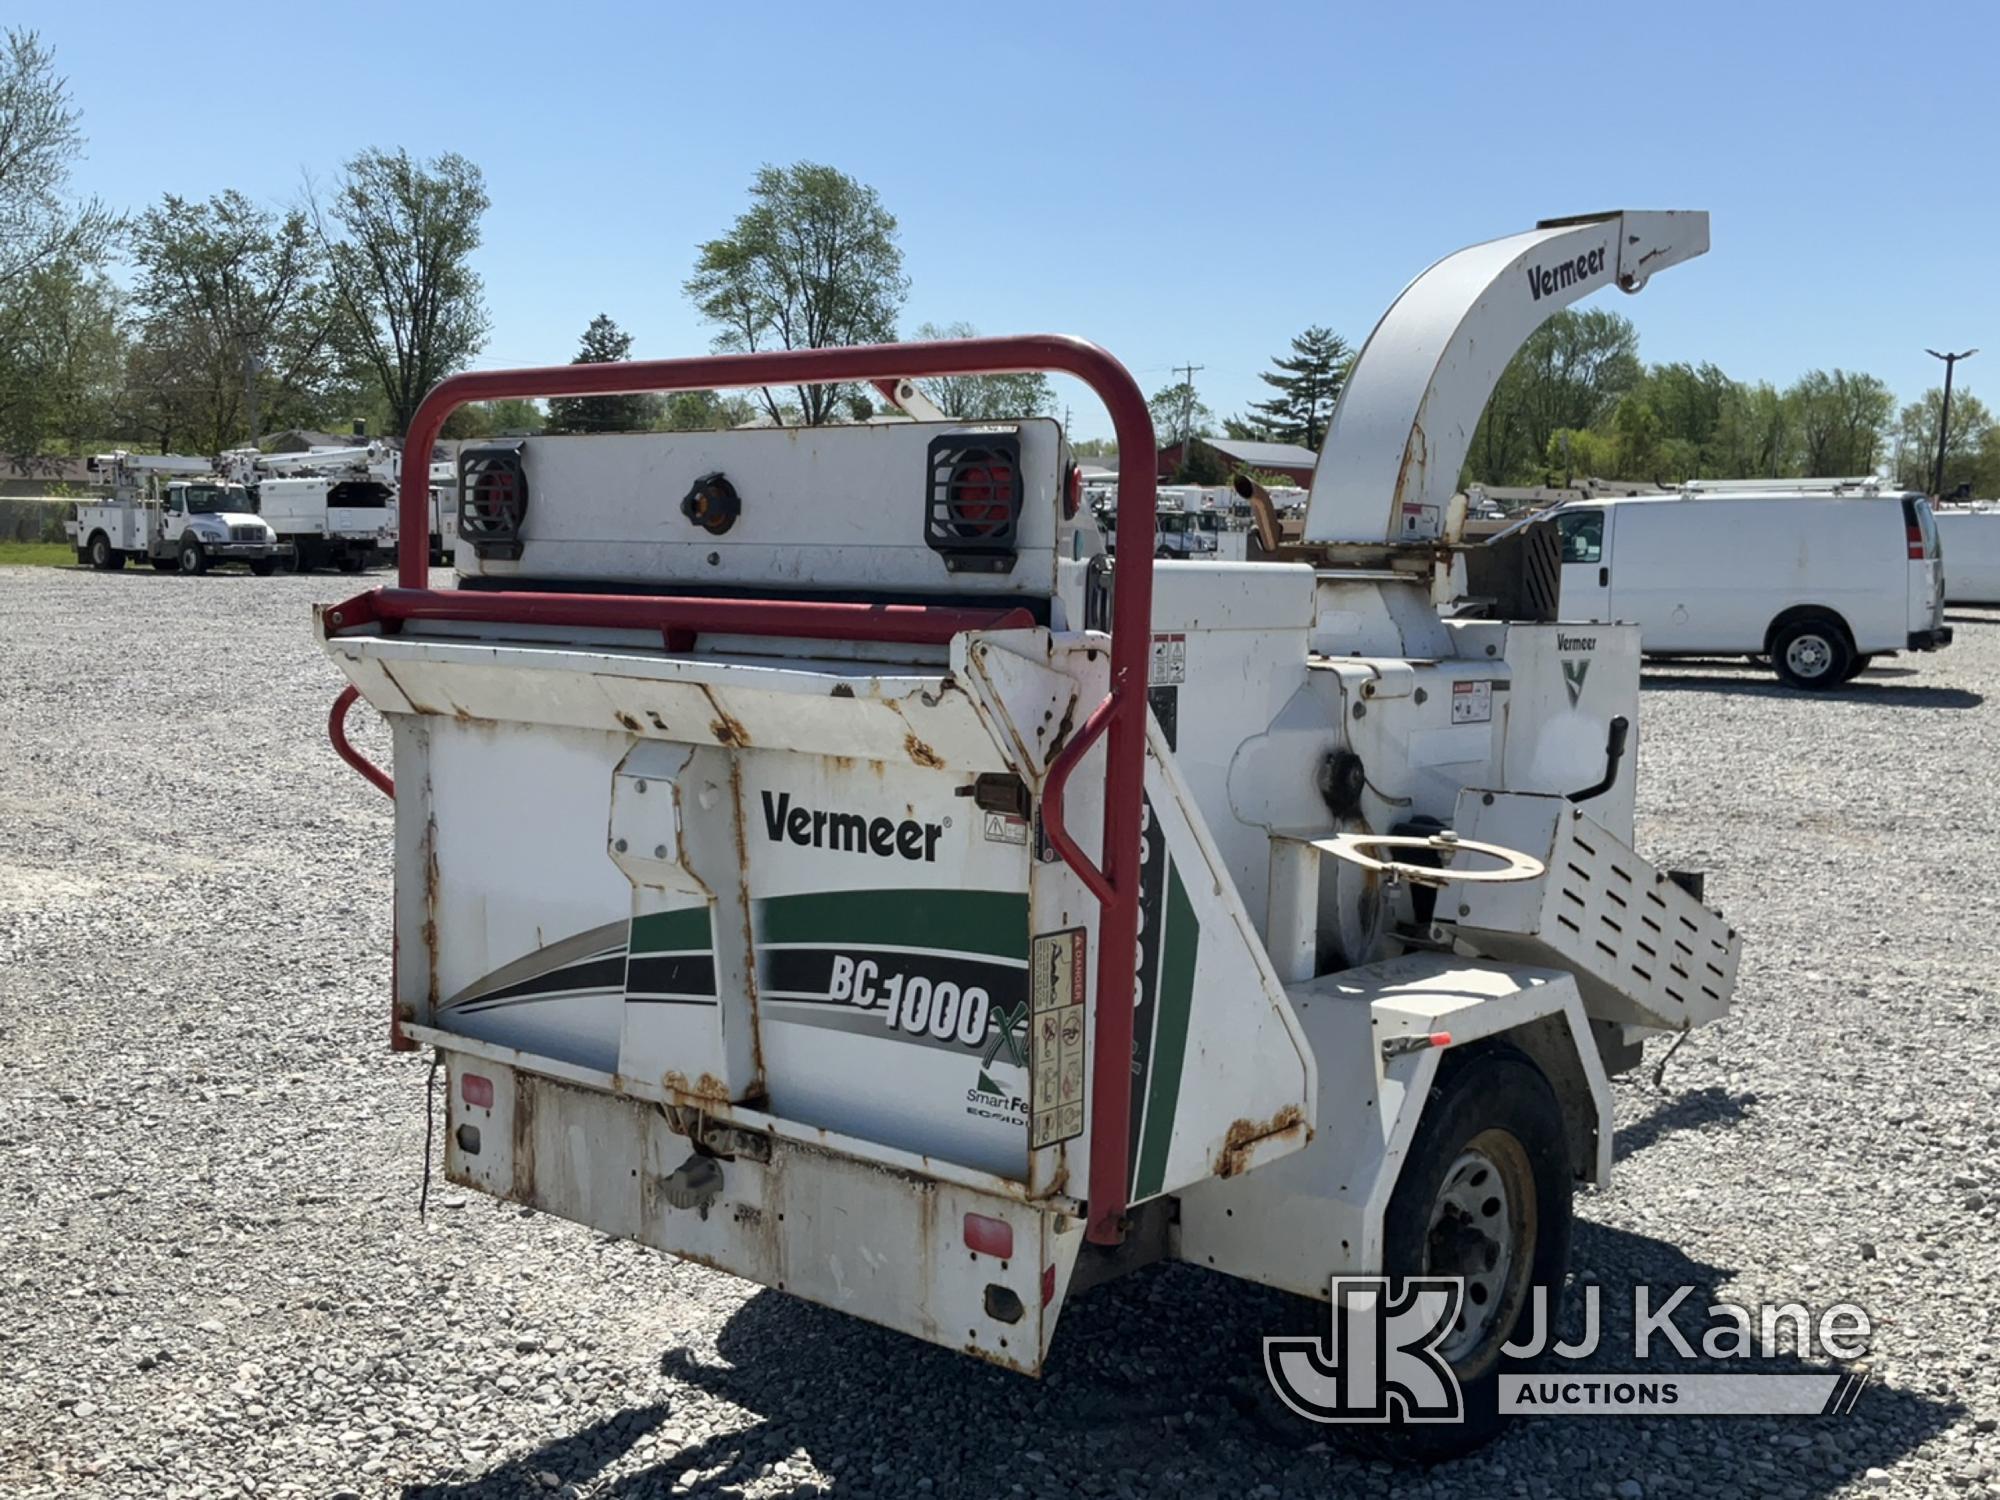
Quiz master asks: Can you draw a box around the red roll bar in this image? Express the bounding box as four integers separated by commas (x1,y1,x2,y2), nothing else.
329,684,394,799
360,336,1155,1245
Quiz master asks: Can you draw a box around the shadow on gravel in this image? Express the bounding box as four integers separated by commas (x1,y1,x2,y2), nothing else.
1945,609,2000,625
1612,1084,1757,1163
400,1403,674,1499
1641,671,1984,709
401,1223,1963,1498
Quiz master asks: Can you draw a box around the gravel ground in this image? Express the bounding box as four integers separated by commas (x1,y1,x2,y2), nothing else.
2,561,1998,1500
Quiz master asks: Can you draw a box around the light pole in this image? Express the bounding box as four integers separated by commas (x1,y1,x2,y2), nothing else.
1926,347,1977,497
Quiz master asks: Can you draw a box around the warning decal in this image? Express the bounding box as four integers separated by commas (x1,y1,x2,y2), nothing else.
1450,679,1493,725
1149,634,1186,686
1029,927,1087,1149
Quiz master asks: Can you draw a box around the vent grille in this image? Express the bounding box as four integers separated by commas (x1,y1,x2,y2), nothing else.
458,442,530,561
924,433,1022,573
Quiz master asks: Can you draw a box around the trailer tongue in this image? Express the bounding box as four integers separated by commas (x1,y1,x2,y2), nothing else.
320,213,1735,1453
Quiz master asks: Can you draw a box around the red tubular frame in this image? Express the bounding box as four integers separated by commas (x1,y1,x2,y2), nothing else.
329,684,394,798
362,336,1155,1245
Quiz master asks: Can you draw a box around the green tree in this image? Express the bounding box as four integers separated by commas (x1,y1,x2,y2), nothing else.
911,322,1053,419
1465,309,1640,484
1710,380,1792,478
0,29,119,463
313,148,491,435
0,257,122,462
128,191,345,451
685,162,907,427
440,398,544,440
1893,387,1995,495
543,315,658,433
1246,325,1349,450
1070,437,1116,458
653,389,757,431
1785,368,1893,477
1149,379,1212,453
0,30,115,292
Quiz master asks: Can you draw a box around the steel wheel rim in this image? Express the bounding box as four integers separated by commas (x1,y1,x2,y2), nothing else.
181,545,199,572
1425,1129,1536,1370
1785,633,1832,678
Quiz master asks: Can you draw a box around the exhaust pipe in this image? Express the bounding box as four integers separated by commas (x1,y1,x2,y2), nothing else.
1232,472,1282,554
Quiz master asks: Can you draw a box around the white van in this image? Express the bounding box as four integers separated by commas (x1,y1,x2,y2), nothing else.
1933,505,2000,604
1548,483,1951,688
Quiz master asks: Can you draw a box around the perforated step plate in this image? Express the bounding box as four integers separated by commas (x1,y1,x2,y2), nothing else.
1443,790,1739,1032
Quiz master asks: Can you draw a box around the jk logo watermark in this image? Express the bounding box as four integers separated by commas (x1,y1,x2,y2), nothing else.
1265,1279,1873,1423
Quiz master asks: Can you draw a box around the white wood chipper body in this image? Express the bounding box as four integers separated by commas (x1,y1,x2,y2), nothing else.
319,212,1736,1443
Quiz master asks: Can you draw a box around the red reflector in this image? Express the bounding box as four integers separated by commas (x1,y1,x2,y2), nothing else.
1064,463,1084,520
949,462,1015,537
1430,1031,1453,1049
963,1211,1013,1259
1041,1264,1057,1307
461,1073,494,1109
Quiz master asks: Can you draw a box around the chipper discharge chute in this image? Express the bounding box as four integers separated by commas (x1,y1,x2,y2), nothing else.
321,211,1737,1455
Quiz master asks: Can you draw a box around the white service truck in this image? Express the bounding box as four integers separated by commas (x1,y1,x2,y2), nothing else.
72,453,280,574
428,459,459,565
218,445,399,573
319,212,1742,1456
1544,478,1952,688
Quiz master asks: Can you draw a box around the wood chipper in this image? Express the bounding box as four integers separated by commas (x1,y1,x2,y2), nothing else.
319,211,1736,1455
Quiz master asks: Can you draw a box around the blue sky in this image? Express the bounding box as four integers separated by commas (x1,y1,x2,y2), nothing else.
19,0,1999,438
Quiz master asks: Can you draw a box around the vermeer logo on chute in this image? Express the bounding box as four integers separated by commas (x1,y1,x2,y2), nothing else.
1524,245,1608,301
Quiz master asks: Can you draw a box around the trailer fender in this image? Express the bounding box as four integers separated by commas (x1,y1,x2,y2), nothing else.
1175,953,1609,1301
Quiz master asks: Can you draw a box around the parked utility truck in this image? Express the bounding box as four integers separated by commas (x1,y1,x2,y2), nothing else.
73,453,279,573
218,445,399,573
318,212,1738,1455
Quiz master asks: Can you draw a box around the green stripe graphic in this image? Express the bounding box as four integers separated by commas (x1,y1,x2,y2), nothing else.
755,888,1028,961
630,906,715,955
1135,864,1199,1200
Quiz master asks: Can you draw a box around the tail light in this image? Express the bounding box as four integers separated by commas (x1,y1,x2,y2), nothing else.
925,432,1022,573
1063,461,1083,520
1907,522,1926,561
459,441,529,561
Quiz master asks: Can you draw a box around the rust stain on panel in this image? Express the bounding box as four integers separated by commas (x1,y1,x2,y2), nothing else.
903,731,946,770
700,686,751,748
1216,1104,1309,1178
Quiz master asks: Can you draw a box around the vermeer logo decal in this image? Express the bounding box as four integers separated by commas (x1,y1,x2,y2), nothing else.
760,790,943,862
1557,633,1595,707
1562,658,1590,707
1525,245,1608,302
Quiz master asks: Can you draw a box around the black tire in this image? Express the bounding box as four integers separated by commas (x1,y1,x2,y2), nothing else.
336,553,364,574
1341,1046,1573,1463
1770,614,1851,690
178,536,208,575
151,558,175,572
249,558,277,577
1841,653,1873,683
87,532,122,571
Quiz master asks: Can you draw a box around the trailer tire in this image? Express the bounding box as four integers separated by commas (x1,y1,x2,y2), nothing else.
178,536,209,575
1343,1046,1573,1462
151,558,176,572
1769,612,1851,690
87,532,122,571
336,553,364,574
249,558,277,577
